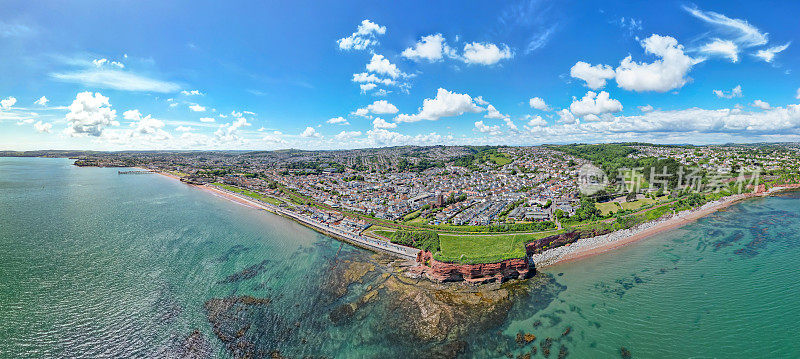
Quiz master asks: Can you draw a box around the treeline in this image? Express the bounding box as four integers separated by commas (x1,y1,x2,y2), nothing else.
389,230,440,252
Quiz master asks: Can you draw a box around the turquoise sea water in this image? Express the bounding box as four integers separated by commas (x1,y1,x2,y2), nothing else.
1,157,799,358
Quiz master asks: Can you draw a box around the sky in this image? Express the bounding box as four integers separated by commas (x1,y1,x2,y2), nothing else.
1,0,799,150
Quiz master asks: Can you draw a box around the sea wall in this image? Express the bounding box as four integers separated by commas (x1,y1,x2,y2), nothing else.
415,251,531,284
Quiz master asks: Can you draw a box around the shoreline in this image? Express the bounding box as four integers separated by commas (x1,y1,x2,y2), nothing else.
141,167,419,260
535,185,800,269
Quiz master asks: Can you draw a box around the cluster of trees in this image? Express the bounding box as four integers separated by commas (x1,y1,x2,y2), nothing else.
389,230,440,252
395,157,444,172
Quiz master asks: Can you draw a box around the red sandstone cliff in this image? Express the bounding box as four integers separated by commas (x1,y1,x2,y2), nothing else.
415,251,531,284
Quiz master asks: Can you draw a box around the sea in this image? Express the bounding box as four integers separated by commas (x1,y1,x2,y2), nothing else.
1,157,798,358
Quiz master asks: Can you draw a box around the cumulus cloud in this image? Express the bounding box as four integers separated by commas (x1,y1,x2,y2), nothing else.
359,83,377,93
752,99,770,110
351,107,370,118
525,115,548,127
557,109,577,124
34,96,48,106
395,88,482,123
528,97,550,111
366,54,404,79
570,62,616,89
337,19,386,51
215,114,251,142
372,117,397,129
189,103,206,112
615,34,697,92
461,42,513,65
401,33,453,62
175,125,194,132
366,100,398,114
713,85,743,99
122,109,172,141
474,120,502,135
64,92,118,137
484,104,508,119
352,72,395,86
326,116,349,125
33,121,52,133
699,38,739,62
334,130,362,141
300,126,320,138
569,91,623,117
1,96,16,109
754,43,791,63
181,89,204,96
638,105,654,112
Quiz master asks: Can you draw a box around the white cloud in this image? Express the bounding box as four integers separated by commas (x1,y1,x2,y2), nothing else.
51,69,180,93
503,118,518,131
175,125,194,132
474,96,489,106
615,34,697,92
395,88,482,123
752,99,770,110
484,104,507,119
352,72,395,86
199,117,215,123
528,97,550,111
525,115,548,127
754,43,790,63
796,88,800,100
33,121,52,133
474,120,502,135
684,6,768,48
189,104,206,112
360,83,377,93
372,117,397,129
64,92,118,137
366,54,403,79
123,109,172,141
334,130,362,141
570,62,615,89
92,58,124,68
326,116,349,125
1,96,16,109
352,107,370,118
557,109,577,124
214,115,250,143
569,91,623,117
713,85,743,99
16,118,34,125
699,38,739,62
300,126,321,138
638,104,654,112
34,96,48,106
366,100,398,114
461,42,513,65
181,89,204,96
337,19,386,51
401,33,453,62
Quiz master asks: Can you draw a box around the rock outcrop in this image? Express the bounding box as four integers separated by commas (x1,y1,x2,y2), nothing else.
416,251,532,284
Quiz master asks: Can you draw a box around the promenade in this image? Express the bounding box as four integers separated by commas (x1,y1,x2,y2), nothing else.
207,185,420,259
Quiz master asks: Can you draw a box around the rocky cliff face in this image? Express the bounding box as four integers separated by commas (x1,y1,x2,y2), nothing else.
416,251,532,284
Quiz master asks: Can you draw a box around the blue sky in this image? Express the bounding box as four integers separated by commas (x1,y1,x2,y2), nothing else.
1,0,799,150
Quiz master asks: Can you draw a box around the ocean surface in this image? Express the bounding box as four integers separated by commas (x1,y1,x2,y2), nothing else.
1,157,799,358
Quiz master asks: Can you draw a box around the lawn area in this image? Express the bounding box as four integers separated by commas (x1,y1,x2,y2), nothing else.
212,183,282,205
435,231,557,264
596,201,622,215
620,197,655,211
489,153,512,166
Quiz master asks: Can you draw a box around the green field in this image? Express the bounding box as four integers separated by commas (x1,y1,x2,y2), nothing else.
489,154,512,166
212,183,282,205
435,231,557,264
596,201,622,215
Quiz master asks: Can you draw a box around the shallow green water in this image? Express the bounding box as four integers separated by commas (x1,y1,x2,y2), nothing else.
1,157,799,358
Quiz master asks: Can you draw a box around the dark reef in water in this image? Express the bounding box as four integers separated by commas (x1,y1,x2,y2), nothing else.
218,259,270,284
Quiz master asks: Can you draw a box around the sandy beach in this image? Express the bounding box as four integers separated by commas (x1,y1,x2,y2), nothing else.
535,185,800,269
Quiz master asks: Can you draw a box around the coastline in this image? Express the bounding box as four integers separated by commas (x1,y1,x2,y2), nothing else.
535,185,800,269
